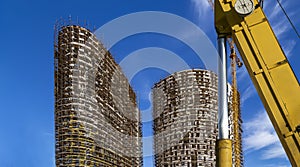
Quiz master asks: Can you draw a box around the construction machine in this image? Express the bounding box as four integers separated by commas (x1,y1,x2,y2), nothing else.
214,0,300,166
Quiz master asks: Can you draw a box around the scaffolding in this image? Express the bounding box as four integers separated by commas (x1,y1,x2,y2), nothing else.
54,20,142,167
153,68,244,167
153,69,219,167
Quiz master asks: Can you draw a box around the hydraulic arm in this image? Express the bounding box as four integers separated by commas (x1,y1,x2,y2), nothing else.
214,0,300,166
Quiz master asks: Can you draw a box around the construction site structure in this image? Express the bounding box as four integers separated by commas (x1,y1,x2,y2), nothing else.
228,40,244,167
228,84,244,167
54,22,143,167
152,69,243,167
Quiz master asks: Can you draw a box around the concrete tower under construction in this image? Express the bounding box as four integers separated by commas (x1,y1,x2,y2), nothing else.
54,22,142,167
152,69,243,167
153,69,219,166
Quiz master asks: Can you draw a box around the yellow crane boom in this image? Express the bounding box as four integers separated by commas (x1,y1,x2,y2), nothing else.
214,0,300,166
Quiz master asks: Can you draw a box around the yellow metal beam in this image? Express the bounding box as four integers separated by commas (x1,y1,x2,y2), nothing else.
215,0,300,166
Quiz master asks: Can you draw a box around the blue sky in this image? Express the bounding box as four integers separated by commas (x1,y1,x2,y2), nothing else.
0,0,299,167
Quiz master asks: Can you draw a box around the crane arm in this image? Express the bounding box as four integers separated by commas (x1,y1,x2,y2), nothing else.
215,0,300,166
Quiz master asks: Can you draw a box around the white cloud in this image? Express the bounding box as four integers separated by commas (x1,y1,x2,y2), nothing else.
263,0,293,40
243,111,277,151
262,142,286,160
241,83,256,104
267,3,280,20
244,130,278,150
190,0,211,17
282,39,296,58
265,165,291,167
236,66,249,82
272,19,290,39
243,111,288,160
